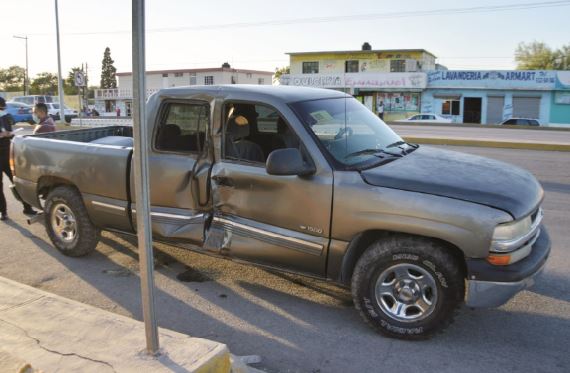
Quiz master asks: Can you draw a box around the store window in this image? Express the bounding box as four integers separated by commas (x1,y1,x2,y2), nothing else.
390,60,406,72
345,60,359,73
302,62,319,74
442,100,460,115
377,93,420,112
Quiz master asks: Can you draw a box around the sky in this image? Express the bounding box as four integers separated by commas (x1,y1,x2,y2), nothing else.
1,0,569,85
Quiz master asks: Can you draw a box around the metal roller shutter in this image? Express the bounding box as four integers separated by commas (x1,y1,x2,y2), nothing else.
486,96,504,124
513,97,540,119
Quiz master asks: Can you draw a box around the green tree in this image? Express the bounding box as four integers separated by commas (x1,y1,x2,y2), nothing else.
0,65,26,92
273,66,290,84
515,41,570,70
100,47,117,89
30,72,59,95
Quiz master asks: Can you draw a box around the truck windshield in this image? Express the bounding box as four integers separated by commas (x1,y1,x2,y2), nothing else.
290,97,408,168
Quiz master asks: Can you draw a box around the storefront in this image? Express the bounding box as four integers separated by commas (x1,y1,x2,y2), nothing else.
280,72,427,120
422,70,567,125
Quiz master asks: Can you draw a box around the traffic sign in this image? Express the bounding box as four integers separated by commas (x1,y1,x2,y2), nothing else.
74,71,86,87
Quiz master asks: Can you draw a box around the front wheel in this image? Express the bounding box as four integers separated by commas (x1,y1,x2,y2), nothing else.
351,236,464,339
44,186,100,257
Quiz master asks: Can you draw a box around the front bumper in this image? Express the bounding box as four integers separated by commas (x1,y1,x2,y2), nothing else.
465,225,550,308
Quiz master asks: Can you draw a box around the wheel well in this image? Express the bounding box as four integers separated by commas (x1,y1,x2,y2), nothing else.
37,176,76,200
339,230,467,286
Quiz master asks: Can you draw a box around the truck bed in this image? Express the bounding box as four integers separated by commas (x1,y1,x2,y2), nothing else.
12,126,134,211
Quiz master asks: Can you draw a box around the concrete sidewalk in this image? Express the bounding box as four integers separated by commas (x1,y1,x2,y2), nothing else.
0,276,239,373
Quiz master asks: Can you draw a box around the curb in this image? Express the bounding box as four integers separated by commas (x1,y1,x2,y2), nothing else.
0,276,233,373
403,136,570,152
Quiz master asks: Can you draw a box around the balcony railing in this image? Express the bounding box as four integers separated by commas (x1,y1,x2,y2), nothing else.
94,88,160,100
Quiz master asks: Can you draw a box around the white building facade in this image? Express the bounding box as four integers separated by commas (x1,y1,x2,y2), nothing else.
94,66,273,116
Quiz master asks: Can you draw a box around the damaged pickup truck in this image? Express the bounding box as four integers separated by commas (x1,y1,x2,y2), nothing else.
11,85,550,339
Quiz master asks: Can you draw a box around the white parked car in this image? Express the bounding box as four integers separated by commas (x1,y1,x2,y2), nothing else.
45,103,78,123
395,114,452,123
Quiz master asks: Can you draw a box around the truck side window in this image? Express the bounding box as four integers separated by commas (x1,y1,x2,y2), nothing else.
223,102,301,164
155,102,208,153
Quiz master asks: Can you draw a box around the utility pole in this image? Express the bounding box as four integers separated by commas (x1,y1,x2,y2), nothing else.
132,0,160,355
13,35,28,96
54,0,66,124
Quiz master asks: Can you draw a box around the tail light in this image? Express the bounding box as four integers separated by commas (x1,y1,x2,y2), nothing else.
9,143,16,176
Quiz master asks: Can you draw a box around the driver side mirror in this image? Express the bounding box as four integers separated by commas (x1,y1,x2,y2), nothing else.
266,148,315,176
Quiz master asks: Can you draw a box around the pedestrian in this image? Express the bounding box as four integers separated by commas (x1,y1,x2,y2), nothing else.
0,97,37,220
116,106,121,117
32,103,56,134
377,100,384,120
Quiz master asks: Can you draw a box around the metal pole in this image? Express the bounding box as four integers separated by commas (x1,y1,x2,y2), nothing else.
54,0,66,125
13,36,28,96
132,0,160,354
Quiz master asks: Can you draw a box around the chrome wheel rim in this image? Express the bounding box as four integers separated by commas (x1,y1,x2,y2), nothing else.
51,203,77,243
374,263,438,323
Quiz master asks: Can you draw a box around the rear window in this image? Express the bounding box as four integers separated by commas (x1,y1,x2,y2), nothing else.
155,102,209,153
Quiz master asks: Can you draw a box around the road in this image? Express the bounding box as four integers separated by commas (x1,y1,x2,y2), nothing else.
0,146,569,373
392,124,570,145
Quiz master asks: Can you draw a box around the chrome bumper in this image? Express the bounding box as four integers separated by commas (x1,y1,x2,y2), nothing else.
465,260,546,308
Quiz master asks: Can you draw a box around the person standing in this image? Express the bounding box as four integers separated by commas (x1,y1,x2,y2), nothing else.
0,97,37,220
377,100,385,120
32,103,56,134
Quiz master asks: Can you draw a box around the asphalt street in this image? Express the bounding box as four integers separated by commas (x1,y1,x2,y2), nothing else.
0,145,569,373
392,124,570,144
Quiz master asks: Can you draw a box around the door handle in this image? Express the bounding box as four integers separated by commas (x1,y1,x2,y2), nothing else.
212,175,234,187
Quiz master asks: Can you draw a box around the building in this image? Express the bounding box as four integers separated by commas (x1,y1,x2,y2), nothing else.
281,44,436,119
94,64,273,116
280,44,570,125
422,70,570,125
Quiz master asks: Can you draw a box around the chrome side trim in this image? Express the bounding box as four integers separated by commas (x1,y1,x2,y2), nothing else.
131,209,204,222
491,208,543,253
213,217,323,253
92,200,126,212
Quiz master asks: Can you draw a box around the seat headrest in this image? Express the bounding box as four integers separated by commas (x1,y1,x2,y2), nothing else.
227,115,250,140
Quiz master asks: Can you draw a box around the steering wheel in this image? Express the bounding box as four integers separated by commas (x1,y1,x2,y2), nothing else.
334,126,353,140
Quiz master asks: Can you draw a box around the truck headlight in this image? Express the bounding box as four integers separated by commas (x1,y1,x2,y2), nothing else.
490,208,543,255
492,216,532,242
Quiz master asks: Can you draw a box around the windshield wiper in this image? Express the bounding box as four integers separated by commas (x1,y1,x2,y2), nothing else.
385,141,419,155
344,148,402,159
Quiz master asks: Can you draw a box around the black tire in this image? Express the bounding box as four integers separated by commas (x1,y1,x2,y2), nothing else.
44,186,100,257
351,235,464,340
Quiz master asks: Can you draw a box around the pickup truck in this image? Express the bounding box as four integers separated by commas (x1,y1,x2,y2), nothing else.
11,85,550,339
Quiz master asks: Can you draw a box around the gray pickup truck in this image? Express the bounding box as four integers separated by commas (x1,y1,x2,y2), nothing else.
11,85,550,339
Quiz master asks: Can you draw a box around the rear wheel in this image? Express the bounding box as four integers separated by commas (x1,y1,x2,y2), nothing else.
351,236,464,339
44,186,100,257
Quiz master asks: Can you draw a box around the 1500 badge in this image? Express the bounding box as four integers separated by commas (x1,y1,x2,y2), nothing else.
300,225,323,234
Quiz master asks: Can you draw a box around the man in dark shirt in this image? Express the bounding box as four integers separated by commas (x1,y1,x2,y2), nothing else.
33,103,56,134
0,97,37,220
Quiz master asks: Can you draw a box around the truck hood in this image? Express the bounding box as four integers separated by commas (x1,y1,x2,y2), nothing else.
360,146,542,219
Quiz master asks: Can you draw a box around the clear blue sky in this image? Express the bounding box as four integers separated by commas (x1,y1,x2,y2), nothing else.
1,0,569,83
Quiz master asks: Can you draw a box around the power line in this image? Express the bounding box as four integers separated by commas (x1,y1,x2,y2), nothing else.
26,1,570,37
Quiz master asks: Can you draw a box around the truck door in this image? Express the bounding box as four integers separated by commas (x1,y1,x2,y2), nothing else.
207,102,333,276
130,99,214,247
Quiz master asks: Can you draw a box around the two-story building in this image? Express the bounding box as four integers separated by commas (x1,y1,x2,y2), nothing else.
280,44,438,120
94,64,273,116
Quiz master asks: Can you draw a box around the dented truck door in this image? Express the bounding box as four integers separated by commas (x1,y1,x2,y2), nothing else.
130,96,215,246
206,101,333,276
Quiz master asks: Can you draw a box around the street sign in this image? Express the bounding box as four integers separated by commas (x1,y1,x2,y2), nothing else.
74,71,86,87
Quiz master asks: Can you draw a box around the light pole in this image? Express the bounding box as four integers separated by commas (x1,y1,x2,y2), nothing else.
54,0,66,124
13,35,28,96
